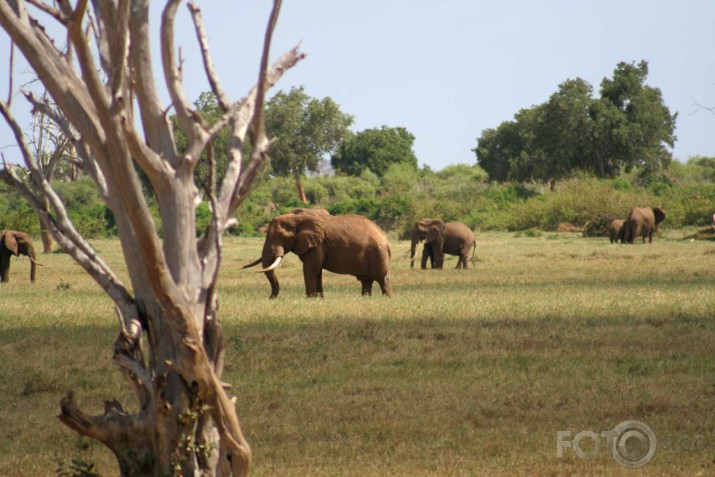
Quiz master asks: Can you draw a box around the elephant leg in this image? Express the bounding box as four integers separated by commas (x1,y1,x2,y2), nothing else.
317,269,324,297
302,253,322,297
377,273,392,297
359,276,373,296
0,253,10,283
457,255,467,269
626,228,635,244
421,246,430,269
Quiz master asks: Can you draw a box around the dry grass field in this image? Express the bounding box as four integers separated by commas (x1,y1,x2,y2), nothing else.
1,231,714,476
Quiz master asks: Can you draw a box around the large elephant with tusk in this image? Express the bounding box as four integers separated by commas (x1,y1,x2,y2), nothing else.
0,229,43,283
242,208,393,298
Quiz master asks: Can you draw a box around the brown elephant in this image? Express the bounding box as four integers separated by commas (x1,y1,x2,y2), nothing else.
410,219,476,269
622,207,666,244
606,219,625,244
242,209,392,298
0,230,41,283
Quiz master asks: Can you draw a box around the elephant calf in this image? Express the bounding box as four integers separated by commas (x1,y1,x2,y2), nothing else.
606,219,625,244
410,219,476,269
242,209,392,298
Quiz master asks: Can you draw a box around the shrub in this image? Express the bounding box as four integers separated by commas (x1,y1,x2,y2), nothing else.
328,198,379,218
3,163,714,238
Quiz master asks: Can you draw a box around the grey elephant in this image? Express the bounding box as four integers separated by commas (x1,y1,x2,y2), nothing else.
0,230,41,283
242,209,392,298
622,207,666,244
410,219,476,269
606,219,625,244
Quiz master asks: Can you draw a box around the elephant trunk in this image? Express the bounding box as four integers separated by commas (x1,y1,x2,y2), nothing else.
263,266,280,299
261,245,284,298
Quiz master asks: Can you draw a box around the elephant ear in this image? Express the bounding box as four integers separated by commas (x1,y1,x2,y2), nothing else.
3,231,19,255
653,207,666,225
425,226,443,244
294,215,326,256
430,219,446,233
415,220,432,234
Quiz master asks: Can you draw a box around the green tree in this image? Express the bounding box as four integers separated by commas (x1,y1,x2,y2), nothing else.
687,156,715,181
331,125,418,177
474,60,677,186
473,122,517,182
475,107,541,183
595,60,677,175
265,86,353,203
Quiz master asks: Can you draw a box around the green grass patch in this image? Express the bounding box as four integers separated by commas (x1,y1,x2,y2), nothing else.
1,233,714,475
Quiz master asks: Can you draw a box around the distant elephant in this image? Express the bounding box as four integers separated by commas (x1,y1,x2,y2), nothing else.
0,230,40,283
242,209,392,298
606,219,625,244
410,219,476,269
622,207,666,244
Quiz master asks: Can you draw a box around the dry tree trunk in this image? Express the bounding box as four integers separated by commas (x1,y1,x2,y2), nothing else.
40,195,56,253
0,1,303,475
294,170,309,204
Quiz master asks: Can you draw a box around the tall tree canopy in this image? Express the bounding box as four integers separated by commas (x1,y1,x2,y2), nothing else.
265,86,353,203
331,125,418,177
0,1,302,475
474,60,677,187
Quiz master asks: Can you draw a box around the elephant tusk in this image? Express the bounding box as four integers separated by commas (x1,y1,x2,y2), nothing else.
257,256,282,273
29,257,44,266
241,257,262,269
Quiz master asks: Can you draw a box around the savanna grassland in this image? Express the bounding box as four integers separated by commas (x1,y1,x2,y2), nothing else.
1,231,714,476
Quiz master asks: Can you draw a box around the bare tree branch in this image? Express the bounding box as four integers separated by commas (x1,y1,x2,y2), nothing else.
694,100,715,116
26,0,68,25
5,40,13,106
187,2,230,111
161,0,203,162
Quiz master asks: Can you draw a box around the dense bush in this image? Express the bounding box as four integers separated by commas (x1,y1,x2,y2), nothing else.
2,160,714,239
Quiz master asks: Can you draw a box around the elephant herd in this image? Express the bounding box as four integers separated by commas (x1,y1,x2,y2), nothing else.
1,206,667,297
242,206,665,298
606,207,666,244
241,209,477,298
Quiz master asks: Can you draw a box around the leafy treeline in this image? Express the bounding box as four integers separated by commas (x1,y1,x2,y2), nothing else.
3,60,712,240
3,158,714,240
474,61,677,188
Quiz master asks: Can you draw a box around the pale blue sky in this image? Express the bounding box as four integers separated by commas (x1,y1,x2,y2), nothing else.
2,1,714,170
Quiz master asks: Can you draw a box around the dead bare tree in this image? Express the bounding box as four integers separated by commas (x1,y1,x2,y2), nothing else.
0,1,302,476
28,91,77,252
